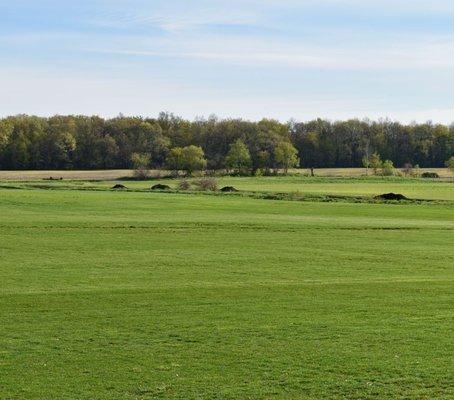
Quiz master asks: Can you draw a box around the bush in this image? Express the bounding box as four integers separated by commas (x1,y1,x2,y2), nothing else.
131,153,151,180
369,153,383,175
421,172,440,179
412,164,421,177
194,177,218,191
402,163,413,176
178,180,191,191
381,160,395,176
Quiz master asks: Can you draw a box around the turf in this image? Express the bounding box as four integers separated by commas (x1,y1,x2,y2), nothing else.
2,175,454,201
0,187,453,399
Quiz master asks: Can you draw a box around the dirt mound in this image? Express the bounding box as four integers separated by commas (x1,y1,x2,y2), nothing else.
421,172,440,179
111,184,127,189
151,184,171,190
220,186,238,192
374,193,409,201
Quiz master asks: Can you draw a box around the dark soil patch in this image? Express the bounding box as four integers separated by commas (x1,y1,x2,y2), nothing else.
220,186,239,192
374,192,409,201
112,184,127,189
151,184,171,190
421,172,440,179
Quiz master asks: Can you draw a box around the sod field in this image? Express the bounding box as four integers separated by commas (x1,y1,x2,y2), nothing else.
1,177,453,399
1,173,454,201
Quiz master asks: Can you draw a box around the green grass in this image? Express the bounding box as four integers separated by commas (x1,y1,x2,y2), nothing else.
1,184,453,399
3,175,453,201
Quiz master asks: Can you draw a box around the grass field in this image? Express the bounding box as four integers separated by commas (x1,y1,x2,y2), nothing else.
2,174,454,201
0,168,451,180
1,178,453,399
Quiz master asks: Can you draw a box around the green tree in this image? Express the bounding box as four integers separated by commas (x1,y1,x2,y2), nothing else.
36,131,76,169
181,145,207,175
97,135,119,169
0,120,13,169
166,147,184,175
131,153,151,179
225,139,251,174
362,156,371,176
166,145,206,176
369,153,383,175
1,115,454,171
274,141,299,174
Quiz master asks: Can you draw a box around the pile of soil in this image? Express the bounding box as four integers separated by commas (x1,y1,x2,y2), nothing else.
220,186,238,192
421,172,440,179
374,193,409,201
151,184,171,190
111,184,127,189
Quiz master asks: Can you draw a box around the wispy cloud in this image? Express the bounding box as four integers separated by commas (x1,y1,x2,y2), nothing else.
95,33,454,71
88,1,264,33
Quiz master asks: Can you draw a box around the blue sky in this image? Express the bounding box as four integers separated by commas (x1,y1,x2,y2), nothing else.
1,0,454,122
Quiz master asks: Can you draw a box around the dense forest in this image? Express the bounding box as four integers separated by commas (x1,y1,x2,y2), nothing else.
0,113,453,171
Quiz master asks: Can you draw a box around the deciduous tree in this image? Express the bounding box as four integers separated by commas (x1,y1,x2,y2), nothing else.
274,141,299,174
225,139,251,174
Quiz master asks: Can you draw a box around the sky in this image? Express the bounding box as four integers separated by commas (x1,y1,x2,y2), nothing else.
1,0,454,123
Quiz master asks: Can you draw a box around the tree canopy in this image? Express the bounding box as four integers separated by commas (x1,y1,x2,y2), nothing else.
0,114,453,171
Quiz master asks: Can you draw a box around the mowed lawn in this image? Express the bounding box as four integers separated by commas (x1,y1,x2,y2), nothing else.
3,175,454,201
0,188,453,399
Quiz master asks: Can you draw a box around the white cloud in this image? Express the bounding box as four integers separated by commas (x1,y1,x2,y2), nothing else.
95,33,454,70
89,0,454,32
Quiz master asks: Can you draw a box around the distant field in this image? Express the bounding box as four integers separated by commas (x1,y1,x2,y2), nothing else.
0,169,136,180
2,174,453,201
0,167,451,180
1,182,453,399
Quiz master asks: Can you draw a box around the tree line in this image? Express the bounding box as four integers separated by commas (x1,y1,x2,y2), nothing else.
0,113,453,171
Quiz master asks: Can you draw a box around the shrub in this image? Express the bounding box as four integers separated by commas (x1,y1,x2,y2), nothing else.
178,180,191,191
412,164,421,177
381,160,395,176
131,153,151,180
369,153,383,175
194,177,218,191
402,163,413,176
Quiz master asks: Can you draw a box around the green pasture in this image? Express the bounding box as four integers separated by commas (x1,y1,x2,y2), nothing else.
2,175,454,201
0,182,453,399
